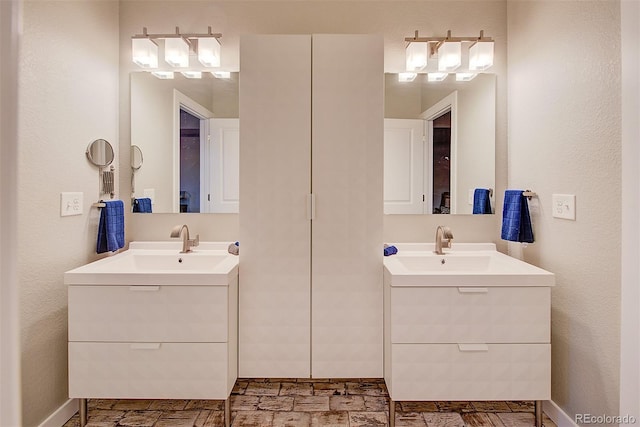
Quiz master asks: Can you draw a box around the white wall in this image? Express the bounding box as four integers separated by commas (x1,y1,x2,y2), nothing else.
0,0,22,425
507,0,621,422
620,0,640,420
18,1,119,425
120,0,507,246
454,76,495,214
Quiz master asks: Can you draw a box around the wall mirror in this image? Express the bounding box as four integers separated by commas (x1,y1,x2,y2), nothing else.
384,73,496,215
130,71,239,213
131,71,493,215
86,138,114,167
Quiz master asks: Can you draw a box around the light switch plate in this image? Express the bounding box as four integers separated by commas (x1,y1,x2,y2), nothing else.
60,192,83,217
552,194,576,220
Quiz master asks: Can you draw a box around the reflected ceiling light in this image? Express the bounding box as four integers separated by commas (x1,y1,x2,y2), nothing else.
181,71,202,79
404,29,494,73
132,26,223,70
469,39,494,71
198,35,221,67
132,36,158,69
427,72,448,82
151,71,174,79
164,37,190,67
405,42,428,71
438,40,461,72
398,72,417,82
456,72,477,81
211,71,231,79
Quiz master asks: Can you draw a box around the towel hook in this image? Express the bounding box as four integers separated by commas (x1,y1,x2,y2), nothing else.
522,190,537,200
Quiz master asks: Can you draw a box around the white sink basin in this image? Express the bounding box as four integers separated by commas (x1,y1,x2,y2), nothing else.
384,243,554,287
395,253,492,272
65,241,239,286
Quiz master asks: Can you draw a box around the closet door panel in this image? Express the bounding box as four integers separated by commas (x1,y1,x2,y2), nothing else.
311,34,384,378
239,35,312,378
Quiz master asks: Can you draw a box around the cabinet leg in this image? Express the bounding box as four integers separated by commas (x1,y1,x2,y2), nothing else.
79,398,87,427
225,398,230,427
389,400,395,427
535,400,543,427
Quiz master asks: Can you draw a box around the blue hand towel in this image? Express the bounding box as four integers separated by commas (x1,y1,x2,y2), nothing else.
384,245,398,256
501,190,534,243
133,198,152,213
473,188,492,214
97,200,125,253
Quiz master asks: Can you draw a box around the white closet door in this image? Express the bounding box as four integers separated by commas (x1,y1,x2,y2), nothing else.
208,118,239,213
239,35,312,378
384,119,425,214
311,34,384,378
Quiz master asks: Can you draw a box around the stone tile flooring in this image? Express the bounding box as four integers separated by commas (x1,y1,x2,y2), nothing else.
62,378,557,427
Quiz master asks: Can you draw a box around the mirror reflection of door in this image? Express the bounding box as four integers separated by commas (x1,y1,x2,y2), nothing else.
432,111,451,214
179,108,201,213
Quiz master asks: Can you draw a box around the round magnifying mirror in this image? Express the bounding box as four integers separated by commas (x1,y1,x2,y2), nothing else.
131,145,143,170
86,139,114,167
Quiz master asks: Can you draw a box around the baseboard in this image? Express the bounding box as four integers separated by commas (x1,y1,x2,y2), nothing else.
544,400,578,427
38,398,78,427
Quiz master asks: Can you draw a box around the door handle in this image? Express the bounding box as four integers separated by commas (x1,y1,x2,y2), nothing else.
307,193,316,220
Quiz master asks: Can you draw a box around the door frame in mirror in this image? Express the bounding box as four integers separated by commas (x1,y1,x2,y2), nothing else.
173,90,213,213
420,91,458,214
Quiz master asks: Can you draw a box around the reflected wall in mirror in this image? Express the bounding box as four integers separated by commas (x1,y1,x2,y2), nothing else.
384,73,495,215
130,71,239,213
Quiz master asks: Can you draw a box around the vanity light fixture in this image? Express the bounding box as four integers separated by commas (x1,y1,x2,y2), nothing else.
404,30,494,74
211,71,231,79
181,71,203,79
131,26,222,70
437,38,462,72
132,36,158,69
151,71,175,79
164,36,190,67
198,36,222,67
405,42,428,71
456,72,477,82
469,36,494,71
398,72,417,82
427,72,448,82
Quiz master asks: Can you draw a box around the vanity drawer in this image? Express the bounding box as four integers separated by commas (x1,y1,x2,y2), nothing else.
390,287,550,344
389,343,550,401
69,285,228,342
68,342,230,399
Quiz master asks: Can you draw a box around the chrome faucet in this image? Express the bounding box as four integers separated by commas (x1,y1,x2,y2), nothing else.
434,225,453,255
170,224,199,253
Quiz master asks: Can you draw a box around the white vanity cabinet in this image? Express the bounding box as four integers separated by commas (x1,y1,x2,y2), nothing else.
67,268,237,427
68,280,237,400
383,245,553,427
239,34,383,378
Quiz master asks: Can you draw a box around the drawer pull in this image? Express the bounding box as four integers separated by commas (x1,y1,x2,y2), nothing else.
458,287,489,294
130,343,161,350
458,343,489,352
128,286,160,292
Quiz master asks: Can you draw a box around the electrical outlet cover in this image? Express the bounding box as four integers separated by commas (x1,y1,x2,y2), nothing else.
552,194,575,220
60,192,83,217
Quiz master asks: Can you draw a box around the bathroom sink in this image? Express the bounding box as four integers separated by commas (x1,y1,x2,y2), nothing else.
65,241,238,286
384,243,554,287
395,253,492,272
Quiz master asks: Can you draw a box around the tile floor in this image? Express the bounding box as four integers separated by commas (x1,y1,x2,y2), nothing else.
63,378,557,427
